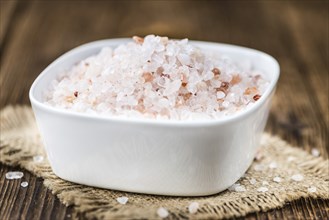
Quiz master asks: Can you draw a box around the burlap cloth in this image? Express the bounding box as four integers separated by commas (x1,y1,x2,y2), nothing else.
0,106,328,219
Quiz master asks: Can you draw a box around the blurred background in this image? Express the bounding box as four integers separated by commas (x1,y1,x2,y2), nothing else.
0,0,328,219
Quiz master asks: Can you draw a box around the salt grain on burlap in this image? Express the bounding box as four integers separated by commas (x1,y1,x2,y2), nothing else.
228,183,247,192
307,186,317,193
273,177,282,183
287,156,296,162
5,171,24,180
228,184,239,191
257,187,269,192
291,174,304,182
269,161,277,169
45,35,269,121
249,178,257,185
33,155,44,163
116,196,129,205
235,185,247,192
157,207,169,218
228,183,238,191
311,148,320,157
188,202,199,214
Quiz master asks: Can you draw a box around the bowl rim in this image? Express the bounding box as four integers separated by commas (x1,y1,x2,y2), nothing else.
29,38,280,127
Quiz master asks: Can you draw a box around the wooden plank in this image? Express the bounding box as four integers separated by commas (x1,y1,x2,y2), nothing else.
0,0,134,108
0,0,17,47
251,1,328,158
0,1,328,220
284,2,328,126
1,163,328,220
0,164,73,220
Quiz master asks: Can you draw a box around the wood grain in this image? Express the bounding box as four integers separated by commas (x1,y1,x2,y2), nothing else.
0,0,17,46
258,1,328,157
0,0,328,219
0,164,73,220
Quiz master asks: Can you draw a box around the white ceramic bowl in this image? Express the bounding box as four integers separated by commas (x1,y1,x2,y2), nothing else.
29,39,279,196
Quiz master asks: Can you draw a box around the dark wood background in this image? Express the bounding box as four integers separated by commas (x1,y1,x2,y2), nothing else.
0,0,328,219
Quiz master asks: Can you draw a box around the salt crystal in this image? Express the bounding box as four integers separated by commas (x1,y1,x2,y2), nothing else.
307,186,317,193
311,148,320,157
228,183,240,191
216,91,226,99
257,187,268,192
235,185,247,192
45,35,269,120
273,177,282,183
249,178,257,185
157,207,169,218
188,202,199,214
33,155,44,163
228,183,247,192
287,156,296,162
5,171,24,180
269,161,277,169
21,181,28,187
116,196,129,205
291,174,304,182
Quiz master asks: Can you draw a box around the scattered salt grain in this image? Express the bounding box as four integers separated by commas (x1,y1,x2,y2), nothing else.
116,196,129,205
21,181,28,187
307,186,317,193
5,171,24,180
291,174,304,182
228,183,239,191
235,185,247,192
33,155,44,163
273,177,282,183
257,187,268,192
249,178,257,185
287,156,296,162
157,207,169,218
45,35,269,121
216,91,226,99
269,161,277,169
228,183,246,192
188,202,199,214
311,148,320,157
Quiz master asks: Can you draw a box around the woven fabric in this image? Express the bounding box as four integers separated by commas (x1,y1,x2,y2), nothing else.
1,106,328,219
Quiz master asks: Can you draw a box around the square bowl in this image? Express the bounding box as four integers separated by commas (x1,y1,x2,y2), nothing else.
29,39,279,196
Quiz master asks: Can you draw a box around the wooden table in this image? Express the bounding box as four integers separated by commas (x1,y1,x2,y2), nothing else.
0,0,328,219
